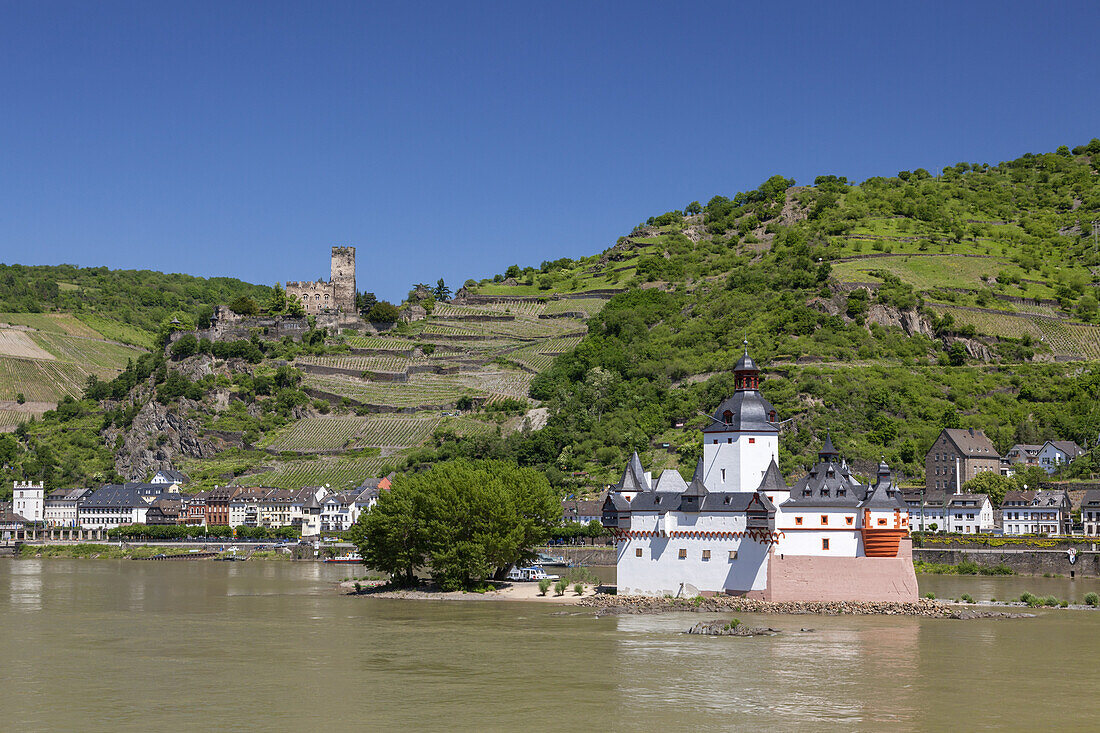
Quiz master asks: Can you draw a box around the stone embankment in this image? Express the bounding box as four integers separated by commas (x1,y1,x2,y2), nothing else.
579,594,1029,619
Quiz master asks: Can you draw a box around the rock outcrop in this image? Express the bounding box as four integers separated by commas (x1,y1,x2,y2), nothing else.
105,398,218,481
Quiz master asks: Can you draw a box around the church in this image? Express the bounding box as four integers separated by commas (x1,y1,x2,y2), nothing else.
601,347,918,602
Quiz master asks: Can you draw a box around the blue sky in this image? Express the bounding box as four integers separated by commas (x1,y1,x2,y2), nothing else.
1,1,1098,301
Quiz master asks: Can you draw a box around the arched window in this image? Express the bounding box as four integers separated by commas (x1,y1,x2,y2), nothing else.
722,410,733,424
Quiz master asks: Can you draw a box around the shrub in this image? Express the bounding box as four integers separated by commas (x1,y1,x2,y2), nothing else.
538,578,552,596
723,619,742,631
1020,592,1037,606
573,583,584,596
961,594,974,604
554,579,567,596
354,582,362,594
923,592,936,600
1084,592,1099,607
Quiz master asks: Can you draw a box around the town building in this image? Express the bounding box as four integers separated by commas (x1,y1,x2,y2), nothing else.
13,482,44,524
1035,441,1086,475
151,469,189,487
1006,440,1086,475
228,488,269,528
944,493,995,534
1001,489,1072,535
183,492,210,526
301,493,322,537
43,488,93,527
320,492,357,532
1,509,27,540
924,428,1001,493
562,497,605,525
601,349,917,601
1081,490,1100,536
77,484,177,529
205,486,237,526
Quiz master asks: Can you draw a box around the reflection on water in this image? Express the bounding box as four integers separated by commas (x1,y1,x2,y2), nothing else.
1,560,1099,732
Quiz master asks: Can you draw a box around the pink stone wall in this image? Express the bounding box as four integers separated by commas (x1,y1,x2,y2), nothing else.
765,540,918,602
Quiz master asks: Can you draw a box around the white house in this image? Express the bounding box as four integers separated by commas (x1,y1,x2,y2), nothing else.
602,349,917,602
321,492,356,532
13,482,44,524
1081,490,1100,536
44,488,93,527
944,494,994,534
1035,441,1085,475
150,469,189,487
77,484,172,529
1001,489,1072,535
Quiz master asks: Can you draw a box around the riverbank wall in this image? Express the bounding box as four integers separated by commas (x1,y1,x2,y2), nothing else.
913,548,1097,577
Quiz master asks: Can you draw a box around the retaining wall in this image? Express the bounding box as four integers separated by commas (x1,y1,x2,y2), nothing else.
913,548,1100,577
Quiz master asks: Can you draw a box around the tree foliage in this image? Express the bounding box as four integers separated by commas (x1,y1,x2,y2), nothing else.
349,459,561,590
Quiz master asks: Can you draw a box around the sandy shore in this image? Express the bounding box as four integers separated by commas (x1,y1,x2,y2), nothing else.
338,580,595,603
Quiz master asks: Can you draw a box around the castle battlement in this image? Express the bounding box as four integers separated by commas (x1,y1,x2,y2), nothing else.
286,246,357,318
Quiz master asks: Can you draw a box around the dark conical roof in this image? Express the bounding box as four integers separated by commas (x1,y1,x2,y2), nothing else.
734,340,759,373
818,432,839,460
757,458,788,492
617,451,649,492
682,458,708,499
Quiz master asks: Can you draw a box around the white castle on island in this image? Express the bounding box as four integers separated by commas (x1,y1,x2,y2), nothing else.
601,347,918,602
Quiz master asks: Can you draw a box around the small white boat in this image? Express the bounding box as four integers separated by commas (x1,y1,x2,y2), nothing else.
505,565,560,582
325,552,363,564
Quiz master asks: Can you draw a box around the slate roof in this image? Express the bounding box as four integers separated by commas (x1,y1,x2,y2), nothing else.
1081,490,1100,510
617,451,650,492
82,485,170,509
943,428,1000,458
702,390,779,434
0,510,28,525
1046,440,1085,458
783,459,863,507
562,498,604,519
154,469,189,483
757,459,788,492
653,469,687,493
858,461,908,510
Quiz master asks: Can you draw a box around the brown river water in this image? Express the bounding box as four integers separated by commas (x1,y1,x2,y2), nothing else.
2,559,1099,732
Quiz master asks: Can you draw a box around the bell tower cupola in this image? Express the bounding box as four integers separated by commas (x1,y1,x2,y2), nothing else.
701,343,781,493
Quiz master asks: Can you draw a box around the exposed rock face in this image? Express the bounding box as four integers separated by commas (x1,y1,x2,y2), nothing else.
106,398,218,481
865,304,935,338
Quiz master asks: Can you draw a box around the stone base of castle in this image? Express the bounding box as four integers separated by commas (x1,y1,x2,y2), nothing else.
760,539,918,603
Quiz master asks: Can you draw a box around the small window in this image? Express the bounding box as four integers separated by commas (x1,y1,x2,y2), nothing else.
728,550,738,560
723,496,731,504
822,538,830,550
721,469,725,481
727,438,732,444
748,438,755,444
678,549,687,559
845,516,853,526
635,548,642,557
795,516,803,525
837,489,846,497
723,410,733,423
702,550,711,560
713,440,718,445
877,518,887,526
820,515,828,525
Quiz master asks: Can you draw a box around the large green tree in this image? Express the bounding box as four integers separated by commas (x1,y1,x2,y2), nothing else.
349,459,561,590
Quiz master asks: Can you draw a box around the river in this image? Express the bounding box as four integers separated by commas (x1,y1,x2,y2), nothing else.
2,559,1098,731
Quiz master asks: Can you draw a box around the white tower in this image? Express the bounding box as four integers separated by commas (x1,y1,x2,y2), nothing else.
701,345,780,492
13,481,44,523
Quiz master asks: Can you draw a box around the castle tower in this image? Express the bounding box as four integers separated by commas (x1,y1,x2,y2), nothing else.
701,343,780,492
330,246,357,314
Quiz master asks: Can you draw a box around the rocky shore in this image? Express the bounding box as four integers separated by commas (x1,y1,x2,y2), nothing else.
578,594,1034,619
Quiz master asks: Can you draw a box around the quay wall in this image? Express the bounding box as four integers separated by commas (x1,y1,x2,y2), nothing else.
913,548,1100,577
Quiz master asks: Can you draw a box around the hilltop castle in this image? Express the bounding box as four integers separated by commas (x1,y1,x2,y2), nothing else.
286,246,357,316
601,346,918,602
